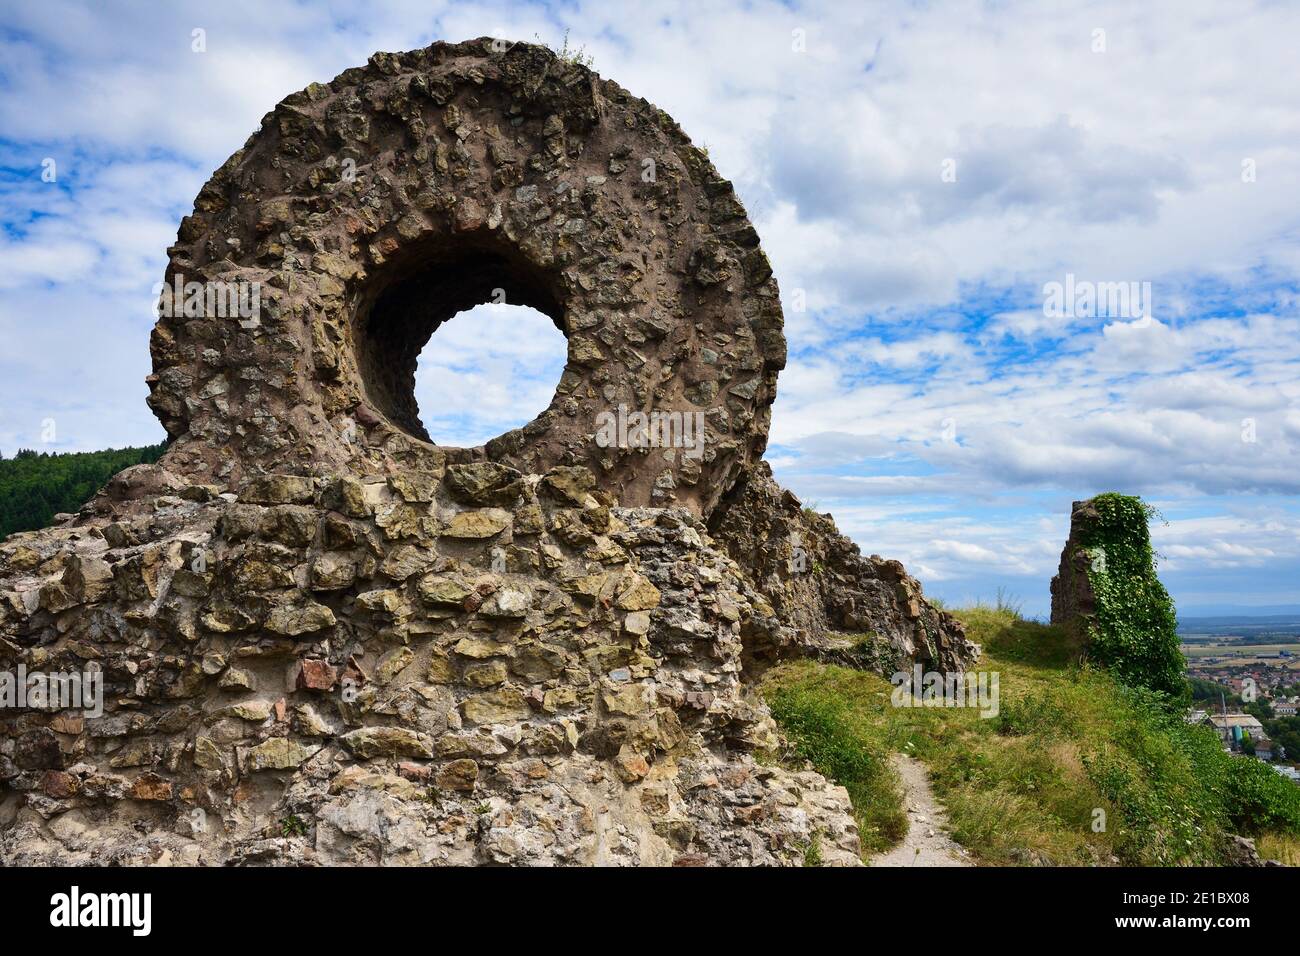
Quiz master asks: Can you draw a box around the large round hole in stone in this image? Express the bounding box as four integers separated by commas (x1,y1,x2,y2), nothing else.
413,302,567,447
354,242,568,446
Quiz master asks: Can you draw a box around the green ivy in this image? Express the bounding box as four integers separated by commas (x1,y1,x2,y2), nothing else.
1079,493,1187,703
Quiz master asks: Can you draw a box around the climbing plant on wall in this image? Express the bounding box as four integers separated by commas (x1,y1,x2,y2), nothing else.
1079,492,1187,702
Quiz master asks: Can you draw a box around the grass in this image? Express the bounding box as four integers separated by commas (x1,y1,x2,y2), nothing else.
1256,832,1300,865
762,606,1300,866
535,29,593,67
802,833,824,867
767,677,906,854
279,814,308,838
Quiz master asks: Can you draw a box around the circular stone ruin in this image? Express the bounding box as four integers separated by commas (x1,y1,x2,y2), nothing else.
148,39,786,517
0,40,976,868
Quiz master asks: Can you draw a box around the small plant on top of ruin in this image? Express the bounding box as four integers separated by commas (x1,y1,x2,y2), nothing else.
536,29,593,67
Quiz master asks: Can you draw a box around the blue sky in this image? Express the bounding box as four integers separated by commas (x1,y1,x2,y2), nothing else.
1,0,1298,617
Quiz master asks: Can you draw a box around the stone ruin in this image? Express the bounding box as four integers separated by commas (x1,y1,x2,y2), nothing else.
1050,499,1101,631
0,40,976,866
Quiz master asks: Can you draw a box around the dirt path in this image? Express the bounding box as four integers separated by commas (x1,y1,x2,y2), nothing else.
870,753,973,867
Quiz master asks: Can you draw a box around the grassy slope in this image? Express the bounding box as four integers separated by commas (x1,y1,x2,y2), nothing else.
763,607,1300,865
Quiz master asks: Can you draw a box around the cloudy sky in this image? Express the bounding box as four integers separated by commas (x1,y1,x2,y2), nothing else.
2,0,1298,617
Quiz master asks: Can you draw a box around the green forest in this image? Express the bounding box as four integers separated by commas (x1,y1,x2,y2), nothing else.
0,444,167,539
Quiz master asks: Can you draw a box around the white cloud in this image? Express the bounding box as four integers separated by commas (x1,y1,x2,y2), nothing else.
414,303,567,447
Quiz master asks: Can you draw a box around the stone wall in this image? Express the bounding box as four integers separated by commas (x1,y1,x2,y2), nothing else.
0,462,860,865
709,463,975,674
1050,499,1100,630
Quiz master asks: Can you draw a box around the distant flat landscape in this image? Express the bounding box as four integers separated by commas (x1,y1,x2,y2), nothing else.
1178,614,1300,642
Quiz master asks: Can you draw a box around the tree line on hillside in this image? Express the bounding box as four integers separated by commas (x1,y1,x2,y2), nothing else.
0,444,167,539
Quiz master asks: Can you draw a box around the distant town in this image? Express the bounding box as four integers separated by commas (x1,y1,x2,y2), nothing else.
1180,614,1300,785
